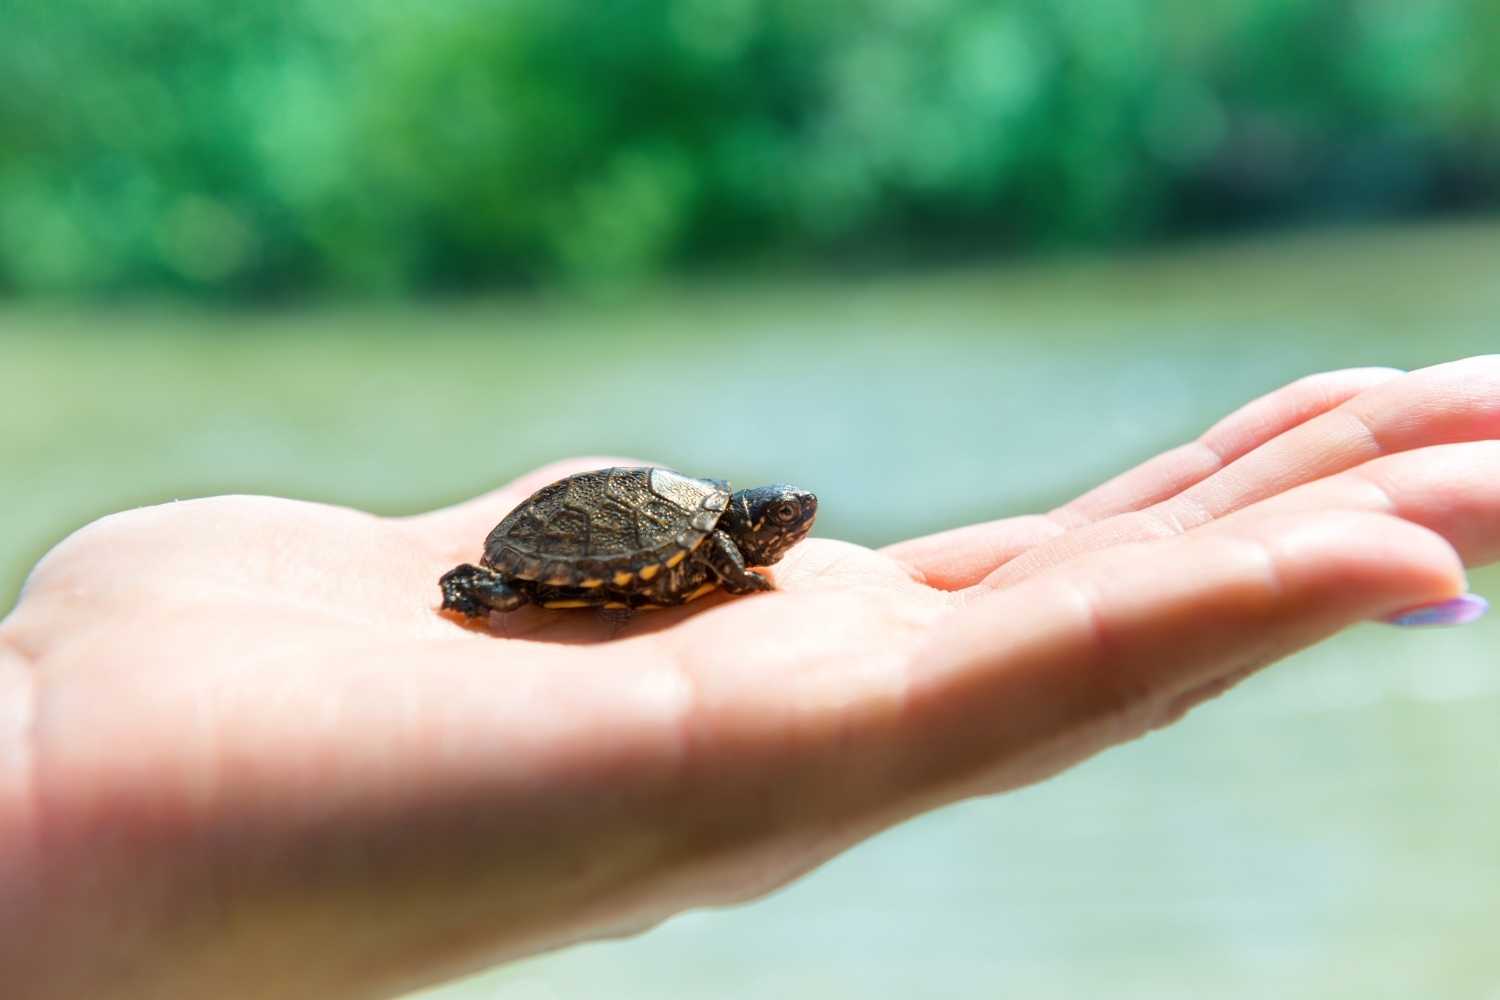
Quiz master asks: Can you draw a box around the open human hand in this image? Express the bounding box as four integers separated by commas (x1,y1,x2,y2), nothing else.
2,357,1498,999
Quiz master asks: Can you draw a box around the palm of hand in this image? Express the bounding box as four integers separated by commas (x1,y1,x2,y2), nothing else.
6,468,956,996
4,357,1499,1000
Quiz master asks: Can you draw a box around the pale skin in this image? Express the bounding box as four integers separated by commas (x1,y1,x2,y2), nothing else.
2,356,1500,999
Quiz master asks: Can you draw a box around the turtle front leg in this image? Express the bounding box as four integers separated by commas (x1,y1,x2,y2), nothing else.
439,564,528,617
701,531,774,594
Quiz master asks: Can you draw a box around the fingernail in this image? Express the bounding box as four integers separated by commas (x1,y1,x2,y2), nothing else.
1383,593,1490,628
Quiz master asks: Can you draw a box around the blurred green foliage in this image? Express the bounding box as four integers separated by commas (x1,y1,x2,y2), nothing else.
2,0,1498,296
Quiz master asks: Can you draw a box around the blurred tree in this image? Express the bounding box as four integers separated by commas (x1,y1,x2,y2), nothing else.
1,0,1496,297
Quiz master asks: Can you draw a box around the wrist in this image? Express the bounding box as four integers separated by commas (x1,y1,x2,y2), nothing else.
0,628,52,993
0,628,37,848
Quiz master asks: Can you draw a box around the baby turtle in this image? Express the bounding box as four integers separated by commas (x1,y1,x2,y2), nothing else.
439,466,817,617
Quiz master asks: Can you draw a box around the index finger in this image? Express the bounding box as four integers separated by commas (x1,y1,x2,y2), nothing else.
887,508,1465,809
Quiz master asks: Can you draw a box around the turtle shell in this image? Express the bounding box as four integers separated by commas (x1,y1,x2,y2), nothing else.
482,467,730,588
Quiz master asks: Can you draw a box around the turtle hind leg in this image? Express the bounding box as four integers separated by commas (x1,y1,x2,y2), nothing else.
439,564,527,618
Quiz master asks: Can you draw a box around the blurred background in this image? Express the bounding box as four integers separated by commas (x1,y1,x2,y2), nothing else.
3,1,1499,997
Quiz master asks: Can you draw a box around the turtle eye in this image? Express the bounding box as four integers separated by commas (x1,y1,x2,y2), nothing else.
770,500,800,525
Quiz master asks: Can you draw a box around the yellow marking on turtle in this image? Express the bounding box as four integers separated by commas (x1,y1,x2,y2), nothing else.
543,576,573,586
638,564,661,581
665,550,688,569
604,601,630,610
636,604,665,611
613,570,634,587
579,578,604,588
542,599,595,609
684,582,718,602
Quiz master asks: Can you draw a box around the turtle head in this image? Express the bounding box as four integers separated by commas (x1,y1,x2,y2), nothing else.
721,484,818,567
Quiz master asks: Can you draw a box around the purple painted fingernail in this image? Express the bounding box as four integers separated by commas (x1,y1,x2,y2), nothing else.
1384,593,1490,628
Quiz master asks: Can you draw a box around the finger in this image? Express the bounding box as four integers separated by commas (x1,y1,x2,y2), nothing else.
1212,440,1500,567
892,509,1465,811
885,366,1403,588
985,355,1500,587
1058,365,1406,524
403,456,649,557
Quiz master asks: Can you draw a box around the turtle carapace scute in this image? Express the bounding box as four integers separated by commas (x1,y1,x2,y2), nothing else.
439,467,817,617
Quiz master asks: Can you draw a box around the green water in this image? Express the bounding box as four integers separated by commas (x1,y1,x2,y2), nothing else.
4,222,1499,997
